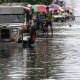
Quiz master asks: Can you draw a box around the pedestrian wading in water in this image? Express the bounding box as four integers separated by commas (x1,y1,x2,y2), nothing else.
28,15,36,47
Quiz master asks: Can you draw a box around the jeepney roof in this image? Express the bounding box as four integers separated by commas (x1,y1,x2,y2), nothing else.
0,3,31,14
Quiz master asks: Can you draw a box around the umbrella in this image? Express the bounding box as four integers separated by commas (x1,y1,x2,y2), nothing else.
32,5,47,13
49,4,60,10
49,4,64,12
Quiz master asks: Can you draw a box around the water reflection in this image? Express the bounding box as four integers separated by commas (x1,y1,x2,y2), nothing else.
51,19,80,80
0,46,10,58
22,37,53,80
1,19,80,80
0,43,24,80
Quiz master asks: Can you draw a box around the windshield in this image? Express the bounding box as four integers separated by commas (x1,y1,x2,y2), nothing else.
0,14,25,23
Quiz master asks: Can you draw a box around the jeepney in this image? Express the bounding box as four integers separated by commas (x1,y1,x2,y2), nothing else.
0,3,35,47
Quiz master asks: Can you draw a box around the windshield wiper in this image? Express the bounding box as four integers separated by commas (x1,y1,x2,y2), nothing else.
17,15,23,23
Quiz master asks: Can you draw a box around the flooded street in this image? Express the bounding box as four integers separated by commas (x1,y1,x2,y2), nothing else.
1,18,80,80
1,0,80,79
0,0,80,80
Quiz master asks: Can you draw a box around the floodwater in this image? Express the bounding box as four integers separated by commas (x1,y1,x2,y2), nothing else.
1,0,80,80
0,18,80,80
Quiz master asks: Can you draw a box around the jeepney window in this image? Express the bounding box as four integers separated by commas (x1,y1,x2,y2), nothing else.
0,14,25,23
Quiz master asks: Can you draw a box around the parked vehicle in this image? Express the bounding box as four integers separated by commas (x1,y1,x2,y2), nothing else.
52,11,75,22
53,14,65,22
0,3,36,47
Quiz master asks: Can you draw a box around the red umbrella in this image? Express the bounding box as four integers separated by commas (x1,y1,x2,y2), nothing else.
32,5,47,13
37,5,47,13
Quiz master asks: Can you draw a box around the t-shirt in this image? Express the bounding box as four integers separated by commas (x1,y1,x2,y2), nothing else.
45,14,52,22
37,15,43,22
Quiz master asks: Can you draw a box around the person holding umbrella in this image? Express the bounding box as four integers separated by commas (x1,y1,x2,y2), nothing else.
28,15,36,47
45,12,53,35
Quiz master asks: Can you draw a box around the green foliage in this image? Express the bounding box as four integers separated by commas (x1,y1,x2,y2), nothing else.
23,0,47,4
41,0,46,3
0,0,47,4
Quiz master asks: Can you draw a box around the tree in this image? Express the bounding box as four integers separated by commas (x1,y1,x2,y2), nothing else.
0,0,52,5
